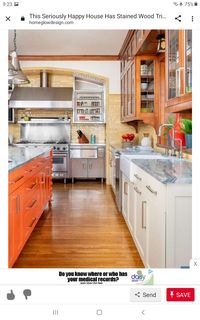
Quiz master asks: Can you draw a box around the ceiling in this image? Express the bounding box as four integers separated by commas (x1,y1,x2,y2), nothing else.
8,30,128,55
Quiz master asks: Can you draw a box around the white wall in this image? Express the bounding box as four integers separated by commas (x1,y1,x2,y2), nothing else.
20,61,121,94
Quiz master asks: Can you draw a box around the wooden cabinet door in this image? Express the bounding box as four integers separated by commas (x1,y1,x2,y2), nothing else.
88,159,104,178
71,159,88,178
184,30,192,95
9,190,24,267
166,30,192,111
135,55,158,127
121,76,125,120
131,62,136,117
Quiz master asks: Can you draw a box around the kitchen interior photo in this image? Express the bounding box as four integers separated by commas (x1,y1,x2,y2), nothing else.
8,29,192,269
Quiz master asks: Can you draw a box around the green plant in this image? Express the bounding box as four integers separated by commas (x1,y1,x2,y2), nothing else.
181,119,192,134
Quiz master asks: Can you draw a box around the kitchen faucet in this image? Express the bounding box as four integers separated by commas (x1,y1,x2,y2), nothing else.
157,123,176,156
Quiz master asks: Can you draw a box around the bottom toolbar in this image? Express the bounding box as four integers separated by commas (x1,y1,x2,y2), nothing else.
0,304,200,320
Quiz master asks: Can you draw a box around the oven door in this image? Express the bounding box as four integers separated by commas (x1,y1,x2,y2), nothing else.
52,153,68,172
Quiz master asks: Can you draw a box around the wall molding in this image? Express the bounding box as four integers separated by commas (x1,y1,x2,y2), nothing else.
18,55,120,61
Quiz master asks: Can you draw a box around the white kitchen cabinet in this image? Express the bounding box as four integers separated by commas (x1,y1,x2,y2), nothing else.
144,175,166,268
133,183,147,264
109,148,115,192
122,173,130,221
122,160,191,268
128,182,136,235
166,184,192,268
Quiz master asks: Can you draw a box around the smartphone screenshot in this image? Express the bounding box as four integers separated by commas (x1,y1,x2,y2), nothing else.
0,0,199,318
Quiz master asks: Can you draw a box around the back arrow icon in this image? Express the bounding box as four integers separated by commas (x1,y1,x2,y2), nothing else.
141,310,145,315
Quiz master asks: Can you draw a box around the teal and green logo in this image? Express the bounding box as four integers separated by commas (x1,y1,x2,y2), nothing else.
131,269,154,285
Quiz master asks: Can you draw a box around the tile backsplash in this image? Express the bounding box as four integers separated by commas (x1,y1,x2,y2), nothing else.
9,109,106,143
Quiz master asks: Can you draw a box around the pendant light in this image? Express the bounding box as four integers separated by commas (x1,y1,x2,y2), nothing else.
9,30,30,84
156,33,165,53
8,60,17,79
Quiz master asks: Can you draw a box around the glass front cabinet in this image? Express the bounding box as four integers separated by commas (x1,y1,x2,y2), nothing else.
121,55,158,127
166,30,192,110
121,61,135,121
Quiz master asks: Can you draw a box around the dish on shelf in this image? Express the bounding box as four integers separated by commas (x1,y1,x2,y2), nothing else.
141,83,148,90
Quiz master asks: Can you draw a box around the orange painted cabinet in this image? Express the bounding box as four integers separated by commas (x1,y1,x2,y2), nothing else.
8,150,52,267
8,186,24,268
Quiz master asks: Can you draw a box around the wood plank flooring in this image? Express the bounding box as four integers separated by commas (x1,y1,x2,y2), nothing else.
14,181,144,268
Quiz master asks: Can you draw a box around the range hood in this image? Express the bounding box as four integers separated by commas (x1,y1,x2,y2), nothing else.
9,71,73,109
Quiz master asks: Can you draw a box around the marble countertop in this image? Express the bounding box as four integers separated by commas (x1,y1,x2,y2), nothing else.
9,146,51,172
131,158,192,184
70,143,105,147
110,143,156,154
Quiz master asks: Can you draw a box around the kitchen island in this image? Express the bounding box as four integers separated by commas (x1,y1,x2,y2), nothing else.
8,146,53,267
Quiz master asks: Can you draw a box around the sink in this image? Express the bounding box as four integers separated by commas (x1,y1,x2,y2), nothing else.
120,153,164,181
122,154,165,160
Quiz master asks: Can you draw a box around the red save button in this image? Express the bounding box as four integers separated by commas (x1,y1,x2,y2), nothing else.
166,288,195,302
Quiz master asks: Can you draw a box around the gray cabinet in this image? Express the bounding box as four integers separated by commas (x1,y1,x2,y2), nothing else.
71,158,105,179
88,159,104,178
71,159,87,178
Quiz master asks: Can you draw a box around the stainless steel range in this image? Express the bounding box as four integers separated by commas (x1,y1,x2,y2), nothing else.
15,140,70,183
14,117,71,183
51,142,69,183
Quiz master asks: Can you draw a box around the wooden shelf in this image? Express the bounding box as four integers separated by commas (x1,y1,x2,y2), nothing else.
141,75,154,79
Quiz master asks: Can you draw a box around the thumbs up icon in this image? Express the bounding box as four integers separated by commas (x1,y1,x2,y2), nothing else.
7,290,15,300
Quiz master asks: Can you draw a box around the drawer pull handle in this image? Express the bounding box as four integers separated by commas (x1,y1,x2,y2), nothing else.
16,195,20,214
124,182,128,195
134,186,141,195
46,167,51,176
26,183,37,191
25,169,33,173
27,199,37,209
146,185,157,195
142,201,147,229
134,174,142,181
40,173,45,184
29,217,37,228
10,175,24,184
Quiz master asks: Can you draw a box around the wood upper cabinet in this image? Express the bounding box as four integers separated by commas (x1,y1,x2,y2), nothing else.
165,30,192,111
121,55,158,127
121,61,135,121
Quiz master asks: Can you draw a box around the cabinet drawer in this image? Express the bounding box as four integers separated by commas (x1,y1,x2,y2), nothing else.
23,175,39,205
143,172,165,203
9,161,38,194
23,190,40,228
131,165,144,185
9,167,27,194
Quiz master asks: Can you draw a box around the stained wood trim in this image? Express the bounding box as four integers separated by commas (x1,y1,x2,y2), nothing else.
119,30,135,57
18,55,119,61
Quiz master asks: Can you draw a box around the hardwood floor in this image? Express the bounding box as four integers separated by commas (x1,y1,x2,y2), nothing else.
14,181,144,268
